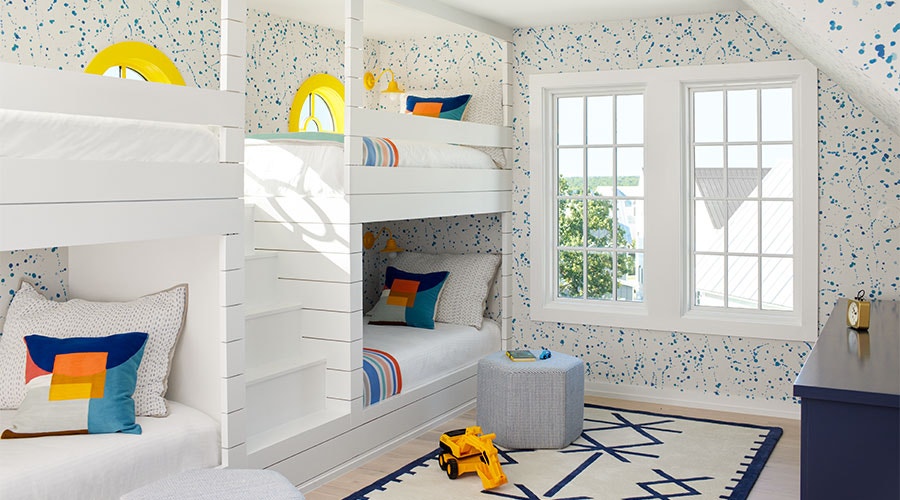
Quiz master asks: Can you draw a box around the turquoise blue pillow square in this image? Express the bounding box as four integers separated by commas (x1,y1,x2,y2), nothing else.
369,267,449,329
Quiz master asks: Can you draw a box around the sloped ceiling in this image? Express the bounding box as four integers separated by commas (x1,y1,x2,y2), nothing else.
744,0,900,135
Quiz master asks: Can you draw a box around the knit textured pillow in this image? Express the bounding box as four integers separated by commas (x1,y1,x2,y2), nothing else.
390,252,500,329
0,282,187,416
1,332,148,439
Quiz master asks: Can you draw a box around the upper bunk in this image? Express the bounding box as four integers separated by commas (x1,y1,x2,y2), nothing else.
244,0,514,224
0,44,244,251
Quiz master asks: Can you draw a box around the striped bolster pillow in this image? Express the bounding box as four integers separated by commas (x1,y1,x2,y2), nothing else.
362,347,402,406
362,136,399,167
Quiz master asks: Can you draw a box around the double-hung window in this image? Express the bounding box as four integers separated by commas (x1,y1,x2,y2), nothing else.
556,93,645,303
530,60,818,341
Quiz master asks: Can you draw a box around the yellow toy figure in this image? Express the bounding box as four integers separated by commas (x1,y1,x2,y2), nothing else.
437,426,508,490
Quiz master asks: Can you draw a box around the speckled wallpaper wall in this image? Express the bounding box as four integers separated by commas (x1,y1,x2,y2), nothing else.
0,0,220,86
364,33,505,111
745,0,900,134
244,18,505,130
363,215,504,322
511,11,899,410
0,0,220,327
245,9,343,133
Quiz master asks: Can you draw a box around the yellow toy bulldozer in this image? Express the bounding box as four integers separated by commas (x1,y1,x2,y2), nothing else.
437,426,508,490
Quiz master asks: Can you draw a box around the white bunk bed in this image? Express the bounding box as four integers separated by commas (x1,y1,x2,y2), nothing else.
0,1,248,496
242,0,514,490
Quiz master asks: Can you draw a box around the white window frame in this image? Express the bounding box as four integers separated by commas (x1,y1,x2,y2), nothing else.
529,60,818,342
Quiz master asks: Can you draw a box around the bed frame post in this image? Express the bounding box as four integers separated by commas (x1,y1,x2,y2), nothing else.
500,39,514,350
219,0,248,469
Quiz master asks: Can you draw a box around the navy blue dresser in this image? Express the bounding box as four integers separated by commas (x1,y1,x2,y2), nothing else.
794,299,899,500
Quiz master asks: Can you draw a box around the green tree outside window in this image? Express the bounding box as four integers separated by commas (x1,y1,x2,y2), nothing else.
557,176,636,300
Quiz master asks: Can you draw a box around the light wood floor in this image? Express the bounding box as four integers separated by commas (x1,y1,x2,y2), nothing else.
306,396,800,500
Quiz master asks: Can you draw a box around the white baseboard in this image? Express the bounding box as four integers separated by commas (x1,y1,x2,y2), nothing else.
298,399,475,493
585,381,801,420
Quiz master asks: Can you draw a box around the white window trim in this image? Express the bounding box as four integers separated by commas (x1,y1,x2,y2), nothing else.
529,60,818,342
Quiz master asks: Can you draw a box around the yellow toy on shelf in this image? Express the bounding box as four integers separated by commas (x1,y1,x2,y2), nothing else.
437,426,508,490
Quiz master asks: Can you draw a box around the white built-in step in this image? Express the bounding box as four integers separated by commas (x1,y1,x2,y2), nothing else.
245,303,304,366
246,356,327,444
244,251,282,307
243,201,342,457
246,398,350,459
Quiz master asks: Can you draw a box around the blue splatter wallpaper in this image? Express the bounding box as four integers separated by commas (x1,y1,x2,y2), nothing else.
2,2,898,410
0,249,67,329
510,11,899,410
745,0,899,133
0,0,220,87
363,215,504,321
245,9,343,133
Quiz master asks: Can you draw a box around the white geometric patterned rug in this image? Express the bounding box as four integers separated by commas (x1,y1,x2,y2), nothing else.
345,404,782,500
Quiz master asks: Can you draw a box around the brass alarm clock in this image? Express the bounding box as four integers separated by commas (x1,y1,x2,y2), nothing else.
846,290,870,330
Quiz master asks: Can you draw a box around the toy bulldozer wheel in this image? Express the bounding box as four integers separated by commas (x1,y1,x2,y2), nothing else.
446,458,459,479
438,453,447,470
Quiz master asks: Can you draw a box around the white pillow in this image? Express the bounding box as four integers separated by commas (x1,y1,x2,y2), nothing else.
0,282,187,416
391,252,500,329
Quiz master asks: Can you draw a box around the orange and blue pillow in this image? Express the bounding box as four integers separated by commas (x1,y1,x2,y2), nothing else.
405,94,471,121
368,267,449,329
1,332,148,439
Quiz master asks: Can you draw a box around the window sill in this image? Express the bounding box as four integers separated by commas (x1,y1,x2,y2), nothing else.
531,299,816,342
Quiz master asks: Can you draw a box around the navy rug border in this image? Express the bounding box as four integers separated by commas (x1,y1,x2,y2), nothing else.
345,446,441,500
343,403,784,500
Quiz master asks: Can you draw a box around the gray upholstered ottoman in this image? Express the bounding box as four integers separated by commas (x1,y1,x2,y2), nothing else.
477,350,584,449
122,469,304,500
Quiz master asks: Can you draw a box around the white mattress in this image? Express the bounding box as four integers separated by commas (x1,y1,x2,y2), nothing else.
244,136,497,197
364,318,501,394
0,400,220,500
0,108,219,163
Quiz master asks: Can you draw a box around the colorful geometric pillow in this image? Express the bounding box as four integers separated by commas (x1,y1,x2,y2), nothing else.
404,94,471,121
0,282,187,417
391,252,501,329
368,267,449,329
1,332,148,439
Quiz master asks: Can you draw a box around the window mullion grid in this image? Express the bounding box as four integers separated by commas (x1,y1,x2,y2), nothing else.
611,95,619,301
582,97,589,300
756,86,764,310
689,90,700,308
720,88,730,310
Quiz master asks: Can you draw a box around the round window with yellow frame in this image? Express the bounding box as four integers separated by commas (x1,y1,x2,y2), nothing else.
85,41,185,85
289,73,345,133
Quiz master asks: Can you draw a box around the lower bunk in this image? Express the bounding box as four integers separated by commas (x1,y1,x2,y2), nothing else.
363,320,500,406
0,401,219,500
249,318,500,490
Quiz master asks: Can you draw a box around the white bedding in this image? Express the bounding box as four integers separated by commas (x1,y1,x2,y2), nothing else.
364,318,500,399
244,136,497,197
0,400,220,500
0,108,219,163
